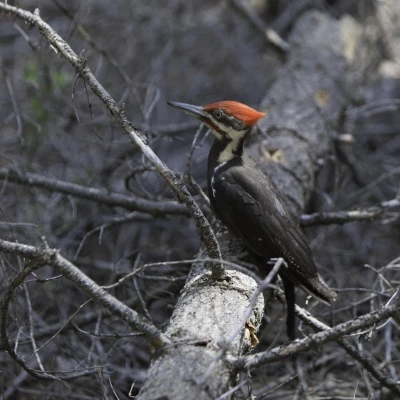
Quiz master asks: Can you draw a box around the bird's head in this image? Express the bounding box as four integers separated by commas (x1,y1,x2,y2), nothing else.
168,100,266,142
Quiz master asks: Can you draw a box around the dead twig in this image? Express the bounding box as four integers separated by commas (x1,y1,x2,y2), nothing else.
300,198,400,226
295,304,400,398
0,3,222,277
235,289,400,369
0,167,186,216
0,238,169,347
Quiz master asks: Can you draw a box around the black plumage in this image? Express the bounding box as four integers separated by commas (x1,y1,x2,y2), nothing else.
168,100,337,339
208,145,335,304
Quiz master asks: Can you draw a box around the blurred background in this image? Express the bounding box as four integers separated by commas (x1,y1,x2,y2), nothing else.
0,0,399,399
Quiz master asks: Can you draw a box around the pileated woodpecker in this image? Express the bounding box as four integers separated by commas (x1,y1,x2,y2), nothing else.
168,100,336,339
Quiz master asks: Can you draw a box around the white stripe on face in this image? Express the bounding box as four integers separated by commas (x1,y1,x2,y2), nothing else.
206,116,247,162
217,129,247,163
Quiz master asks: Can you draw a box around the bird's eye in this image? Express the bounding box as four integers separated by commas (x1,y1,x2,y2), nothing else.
214,111,222,119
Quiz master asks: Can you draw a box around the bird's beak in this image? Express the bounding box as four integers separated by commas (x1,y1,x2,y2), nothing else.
167,101,207,121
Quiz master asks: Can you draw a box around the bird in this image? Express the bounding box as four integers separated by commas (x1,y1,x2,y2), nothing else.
168,100,336,339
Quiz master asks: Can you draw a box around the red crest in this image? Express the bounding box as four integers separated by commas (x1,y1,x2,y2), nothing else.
204,101,266,126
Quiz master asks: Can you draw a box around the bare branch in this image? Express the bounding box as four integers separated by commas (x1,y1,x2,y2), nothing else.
2,165,397,226
0,167,187,216
300,198,400,226
185,124,211,207
0,2,222,275
5,74,23,143
295,304,400,397
22,283,45,371
0,252,97,381
0,238,169,347
137,10,357,398
236,290,400,369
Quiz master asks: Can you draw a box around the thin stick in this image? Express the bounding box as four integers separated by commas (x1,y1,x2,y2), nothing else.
236,289,400,369
0,3,222,277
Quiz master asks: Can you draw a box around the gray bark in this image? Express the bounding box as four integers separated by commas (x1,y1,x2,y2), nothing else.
137,11,349,400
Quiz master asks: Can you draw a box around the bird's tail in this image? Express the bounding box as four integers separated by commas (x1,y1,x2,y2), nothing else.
279,271,335,340
281,276,296,340
298,274,337,305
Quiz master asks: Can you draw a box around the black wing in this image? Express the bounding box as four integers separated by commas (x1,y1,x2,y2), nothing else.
212,161,317,277
211,159,336,303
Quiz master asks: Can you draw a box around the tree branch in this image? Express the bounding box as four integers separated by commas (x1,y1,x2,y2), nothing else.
0,248,99,381
300,198,400,226
138,10,351,399
0,2,222,276
0,238,169,347
295,304,400,397
237,291,400,369
2,165,397,225
0,167,187,216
